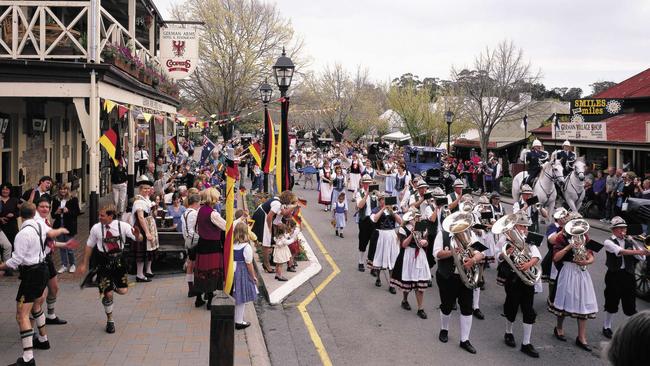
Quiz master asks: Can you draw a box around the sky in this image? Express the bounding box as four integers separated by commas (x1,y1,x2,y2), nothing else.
154,0,650,95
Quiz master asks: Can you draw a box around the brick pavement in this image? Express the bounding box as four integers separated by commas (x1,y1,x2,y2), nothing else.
0,200,269,366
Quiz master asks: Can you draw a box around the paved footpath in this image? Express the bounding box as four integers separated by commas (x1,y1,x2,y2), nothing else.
0,203,270,366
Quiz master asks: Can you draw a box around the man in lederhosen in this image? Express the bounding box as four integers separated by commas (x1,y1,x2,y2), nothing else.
77,204,140,333
497,212,542,358
447,179,465,213
601,216,649,339
0,203,68,366
355,174,379,272
434,212,486,354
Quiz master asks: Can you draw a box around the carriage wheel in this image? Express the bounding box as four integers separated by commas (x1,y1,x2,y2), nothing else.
635,261,650,300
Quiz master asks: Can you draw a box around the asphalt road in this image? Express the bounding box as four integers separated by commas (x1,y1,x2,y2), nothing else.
256,184,649,366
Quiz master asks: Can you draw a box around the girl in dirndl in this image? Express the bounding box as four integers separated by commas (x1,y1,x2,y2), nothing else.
231,222,258,330
331,165,346,209
332,192,348,238
390,209,430,319
348,157,362,193
319,162,333,211
194,188,227,309
548,228,598,351
370,194,402,293
272,224,292,281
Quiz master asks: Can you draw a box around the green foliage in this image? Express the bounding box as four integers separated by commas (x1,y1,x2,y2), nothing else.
501,176,513,193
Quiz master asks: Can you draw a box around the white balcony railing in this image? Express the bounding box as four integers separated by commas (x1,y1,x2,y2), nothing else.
0,0,159,68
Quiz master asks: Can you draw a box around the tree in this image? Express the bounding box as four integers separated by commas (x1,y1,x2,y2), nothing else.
452,40,539,161
589,81,617,96
298,64,383,142
387,83,468,147
171,0,304,140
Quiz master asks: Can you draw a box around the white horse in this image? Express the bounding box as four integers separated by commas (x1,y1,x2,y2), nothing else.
563,159,586,213
512,159,565,218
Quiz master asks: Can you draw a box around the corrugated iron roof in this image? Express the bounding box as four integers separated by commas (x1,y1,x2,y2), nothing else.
593,68,650,98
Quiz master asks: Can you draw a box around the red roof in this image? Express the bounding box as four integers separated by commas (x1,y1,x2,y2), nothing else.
593,68,650,98
453,138,497,149
533,112,650,143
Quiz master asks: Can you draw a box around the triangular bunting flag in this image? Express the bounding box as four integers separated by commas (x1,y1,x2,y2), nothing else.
104,99,116,113
118,105,129,120
142,113,153,122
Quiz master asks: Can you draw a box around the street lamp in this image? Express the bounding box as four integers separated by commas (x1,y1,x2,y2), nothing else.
273,47,295,192
272,47,295,97
259,80,273,193
445,110,454,154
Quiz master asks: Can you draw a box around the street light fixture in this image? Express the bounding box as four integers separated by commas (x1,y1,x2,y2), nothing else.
259,79,273,105
272,47,295,96
445,110,454,154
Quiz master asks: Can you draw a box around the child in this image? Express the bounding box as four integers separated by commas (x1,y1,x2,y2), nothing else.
232,221,258,330
273,224,292,281
333,192,348,238
286,219,300,272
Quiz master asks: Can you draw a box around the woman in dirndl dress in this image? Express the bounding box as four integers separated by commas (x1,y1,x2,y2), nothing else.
231,222,258,330
331,166,346,204
319,161,333,211
194,188,227,309
548,227,597,351
383,159,396,196
391,210,430,319
348,157,362,193
362,159,376,180
369,194,402,293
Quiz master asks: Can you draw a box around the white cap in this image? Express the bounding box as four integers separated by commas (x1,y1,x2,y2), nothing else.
562,140,571,147
521,184,533,194
532,139,542,147
610,216,628,229
453,179,465,188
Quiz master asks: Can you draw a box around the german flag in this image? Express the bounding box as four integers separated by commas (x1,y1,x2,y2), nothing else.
248,141,262,167
261,109,275,174
223,158,239,295
167,135,178,155
276,97,291,191
99,128,120,166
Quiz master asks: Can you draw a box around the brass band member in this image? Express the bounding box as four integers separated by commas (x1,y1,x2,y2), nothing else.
355,175,379,272
434,212,486,354
495,213,542,358
77,204,141,333
601,216,649,339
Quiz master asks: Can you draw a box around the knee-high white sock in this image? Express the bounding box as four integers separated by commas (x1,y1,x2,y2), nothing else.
358,251,365,264
440,310,450,330
604,311,614,329
102,297,114,317
522,323,533,345
136,261,145,278
186,274,194,283
32,310,46,338
46,295,56,319
473,288,480,310
235,303,245,324
145,260,153,274
20,329,34,362
505,321,514,334
460,315,473,342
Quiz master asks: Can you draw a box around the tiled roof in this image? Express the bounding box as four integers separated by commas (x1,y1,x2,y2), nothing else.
593,68,650,98
532,112,650,143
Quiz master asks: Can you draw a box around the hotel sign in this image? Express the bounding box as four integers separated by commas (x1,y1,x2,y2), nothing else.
160,25,199,81
570,98,623,122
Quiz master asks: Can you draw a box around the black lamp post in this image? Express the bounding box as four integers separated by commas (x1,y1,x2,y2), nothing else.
445,110,454,154
272,47,295,192
259,80,273,193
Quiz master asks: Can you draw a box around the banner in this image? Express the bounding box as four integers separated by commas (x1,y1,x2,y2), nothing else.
552,122,607,141
160,25,199,80
570,98,623,122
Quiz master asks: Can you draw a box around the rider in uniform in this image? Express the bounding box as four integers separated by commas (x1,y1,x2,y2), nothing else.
525,140,546,187
556,140,576,177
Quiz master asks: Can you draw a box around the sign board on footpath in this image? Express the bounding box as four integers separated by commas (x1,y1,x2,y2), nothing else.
160,25,199,80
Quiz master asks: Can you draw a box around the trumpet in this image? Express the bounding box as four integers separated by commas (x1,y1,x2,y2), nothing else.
492,214,542,286
442,212,481,289
564,218,590,271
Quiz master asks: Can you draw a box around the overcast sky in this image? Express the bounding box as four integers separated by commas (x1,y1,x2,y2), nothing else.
155,0,650,95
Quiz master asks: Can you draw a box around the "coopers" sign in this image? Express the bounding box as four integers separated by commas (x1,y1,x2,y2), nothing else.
160,26,199,80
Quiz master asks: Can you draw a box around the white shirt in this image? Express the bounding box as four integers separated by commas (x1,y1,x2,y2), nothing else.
135,149,149,162
131,196,152,226
181,207,199,240
494,162,502,179
269,199,283,225
87,220,136,252
233,241,254,272
34,215,53,255
433,230,480,274
5,219,48,269
355,190,373,218
603,235,646,269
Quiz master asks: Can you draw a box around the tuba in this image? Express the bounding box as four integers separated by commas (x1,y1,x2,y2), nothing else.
492,214,542,286
564,219,590,271
442,212,481,289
